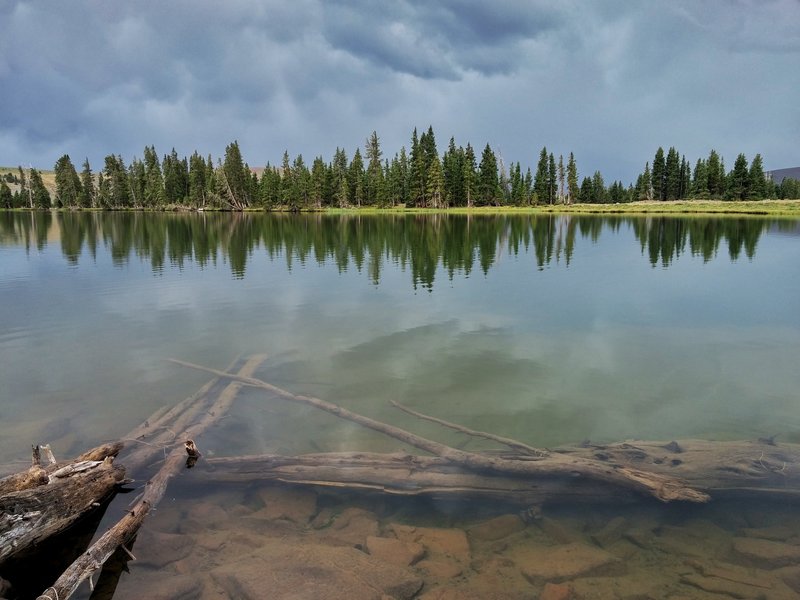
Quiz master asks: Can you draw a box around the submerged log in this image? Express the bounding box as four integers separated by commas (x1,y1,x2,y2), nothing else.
0,443,124,564
169,360,709,503
199,437,800,504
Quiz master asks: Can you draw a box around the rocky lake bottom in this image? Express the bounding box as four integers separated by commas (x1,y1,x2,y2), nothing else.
108,482,800,600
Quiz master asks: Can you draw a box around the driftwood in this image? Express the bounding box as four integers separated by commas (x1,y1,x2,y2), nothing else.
169,359,709,503
35,354,267,600
0,443,124,564
199,436,800,505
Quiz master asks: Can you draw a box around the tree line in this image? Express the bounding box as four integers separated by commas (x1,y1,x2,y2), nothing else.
1,127,798,210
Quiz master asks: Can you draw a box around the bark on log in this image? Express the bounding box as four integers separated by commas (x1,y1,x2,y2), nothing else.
0,444,124,564
200,437,800,504
169,360,708,503
36,354,267,600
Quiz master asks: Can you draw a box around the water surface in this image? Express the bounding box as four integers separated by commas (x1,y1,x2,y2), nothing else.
1,211,799,597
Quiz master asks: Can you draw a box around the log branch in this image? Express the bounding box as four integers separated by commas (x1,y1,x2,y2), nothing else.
389,400,548,457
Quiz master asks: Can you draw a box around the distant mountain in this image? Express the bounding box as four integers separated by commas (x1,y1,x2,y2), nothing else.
769,166,800,184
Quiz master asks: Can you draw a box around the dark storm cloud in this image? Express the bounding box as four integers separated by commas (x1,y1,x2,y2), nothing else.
321,0,564,78
0,0,797,181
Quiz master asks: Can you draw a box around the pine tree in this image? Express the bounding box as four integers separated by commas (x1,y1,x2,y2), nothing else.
478,143,499,206
292,154,311,208
29,168,51,209
143,145,165,207
397,146,409,206
547,152,557,204
566,152,578,204
637,162,653,200
557,155,565,204
408,128,425,207
728,153,750,201
78,159,94,208
53,154,82,208
748,154,767,200
104,155,130,207
332,147,349,208
463,143,477,208
311,156,327,209
128,157,146,207
706,150,722,198
188,151,208,207
365,131,385,206
652,147,666,200
349,148,365,208
664,147,680,200
579,176,593,203
592,171,607,203
442,137,464,207
426,154,444,208
533,147,549,204
221,141,249,209
679,156,691,199
692,159,708,198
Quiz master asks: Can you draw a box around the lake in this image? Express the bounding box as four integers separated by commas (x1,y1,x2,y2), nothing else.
1,211,799,598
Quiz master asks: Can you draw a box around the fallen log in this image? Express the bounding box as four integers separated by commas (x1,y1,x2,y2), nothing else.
169,360,708,503
0,443,124,564
199,436,800,504
36,354,267,600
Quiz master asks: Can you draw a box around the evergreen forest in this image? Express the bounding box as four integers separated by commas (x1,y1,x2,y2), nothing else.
1,127,798,210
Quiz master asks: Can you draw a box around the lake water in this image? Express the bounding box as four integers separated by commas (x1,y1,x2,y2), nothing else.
1,211,800,598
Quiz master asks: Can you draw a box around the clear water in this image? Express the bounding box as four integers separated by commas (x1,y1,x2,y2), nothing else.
1,211,799,597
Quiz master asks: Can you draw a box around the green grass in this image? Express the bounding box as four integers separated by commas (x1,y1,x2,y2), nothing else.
319,200,800,217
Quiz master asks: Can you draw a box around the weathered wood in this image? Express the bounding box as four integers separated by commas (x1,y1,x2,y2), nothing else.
169,360,708,503
37,354,267,600
554,438,800,497
200,437,800,504
1,446,124,564
390,400,548,457
0,442,123,497
201,451,625,505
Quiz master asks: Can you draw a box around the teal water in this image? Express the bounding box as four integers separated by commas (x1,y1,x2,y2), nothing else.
0,212,798,466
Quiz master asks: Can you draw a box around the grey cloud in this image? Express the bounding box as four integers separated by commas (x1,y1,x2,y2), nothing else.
0,0,797,181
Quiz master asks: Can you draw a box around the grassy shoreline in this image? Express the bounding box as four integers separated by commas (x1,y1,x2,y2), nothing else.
3,198,800,218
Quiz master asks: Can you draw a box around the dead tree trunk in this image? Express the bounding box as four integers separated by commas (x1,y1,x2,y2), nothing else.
0,443,124,564
198,436,800,504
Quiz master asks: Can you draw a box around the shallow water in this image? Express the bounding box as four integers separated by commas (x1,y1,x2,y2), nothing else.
1,211,799,598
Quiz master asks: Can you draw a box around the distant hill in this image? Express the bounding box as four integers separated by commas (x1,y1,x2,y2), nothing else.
769,167,800,184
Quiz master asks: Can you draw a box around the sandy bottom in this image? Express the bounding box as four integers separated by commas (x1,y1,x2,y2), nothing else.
98,482,800,600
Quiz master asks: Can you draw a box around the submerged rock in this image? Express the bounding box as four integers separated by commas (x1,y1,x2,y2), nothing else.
254,485,318,524
508,542,624,585
731,537,800,569
366,535,425,567
390,524,471,563
468,514,526,542
211,542,423,599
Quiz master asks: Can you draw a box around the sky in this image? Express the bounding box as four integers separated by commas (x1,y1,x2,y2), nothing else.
1,0,798,183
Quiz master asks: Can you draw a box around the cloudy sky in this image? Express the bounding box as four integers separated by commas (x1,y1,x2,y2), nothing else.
1,0,798,182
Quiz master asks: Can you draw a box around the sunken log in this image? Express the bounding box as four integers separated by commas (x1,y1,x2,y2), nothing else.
199,437,800,504
0,443,125,564
169,360,708,503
